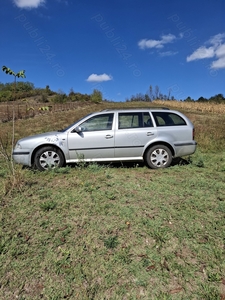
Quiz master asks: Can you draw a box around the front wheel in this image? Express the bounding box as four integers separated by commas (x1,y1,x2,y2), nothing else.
34,146,65,171
145,145,172,169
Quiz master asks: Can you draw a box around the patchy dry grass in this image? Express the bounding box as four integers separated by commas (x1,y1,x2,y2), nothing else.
1,101,225,299
1,101,225,153
152,100,225,114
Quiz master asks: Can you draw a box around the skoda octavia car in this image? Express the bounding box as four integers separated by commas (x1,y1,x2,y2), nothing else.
13,108,197,171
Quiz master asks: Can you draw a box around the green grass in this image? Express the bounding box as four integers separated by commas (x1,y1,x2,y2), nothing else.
1,102,225,299
1,153,225,299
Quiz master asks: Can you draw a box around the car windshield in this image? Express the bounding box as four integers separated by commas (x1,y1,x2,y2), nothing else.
58,113,93,132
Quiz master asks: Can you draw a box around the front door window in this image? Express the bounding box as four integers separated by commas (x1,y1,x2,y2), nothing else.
80,114,114,131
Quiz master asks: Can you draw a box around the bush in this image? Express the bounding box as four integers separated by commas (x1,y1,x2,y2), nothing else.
0,91,13,102
51,93,67,103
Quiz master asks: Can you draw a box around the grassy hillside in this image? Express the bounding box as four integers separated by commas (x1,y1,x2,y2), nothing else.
1,101,225,299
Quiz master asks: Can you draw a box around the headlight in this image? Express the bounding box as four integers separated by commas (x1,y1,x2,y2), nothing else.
15,143,22,149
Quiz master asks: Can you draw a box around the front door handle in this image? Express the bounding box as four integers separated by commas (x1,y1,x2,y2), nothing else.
105,134,113,139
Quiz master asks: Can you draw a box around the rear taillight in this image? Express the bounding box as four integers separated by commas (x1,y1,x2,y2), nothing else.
192,128,195,140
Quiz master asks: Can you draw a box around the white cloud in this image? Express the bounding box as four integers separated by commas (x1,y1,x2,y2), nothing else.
215,44,225,57
161,34,177,43
187,33,225,69
138,39,163,49
208,33,225,46
211,56,225,69
86,73,113,82
187,46,215,62
13,0,45,9
138,34,177,50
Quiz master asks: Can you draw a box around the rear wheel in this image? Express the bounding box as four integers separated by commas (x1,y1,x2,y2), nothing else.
145,145,172,169
34,146,65,171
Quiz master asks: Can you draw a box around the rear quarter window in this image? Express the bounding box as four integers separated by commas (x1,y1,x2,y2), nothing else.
152,112,187,126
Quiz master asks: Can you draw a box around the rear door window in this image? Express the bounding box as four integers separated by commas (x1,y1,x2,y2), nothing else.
118,112,153,129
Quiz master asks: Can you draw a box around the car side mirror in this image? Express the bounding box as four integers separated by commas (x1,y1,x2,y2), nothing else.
73,126,82,133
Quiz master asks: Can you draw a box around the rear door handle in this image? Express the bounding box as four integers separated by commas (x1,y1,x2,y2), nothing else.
147,132,154,136
105,134,113,139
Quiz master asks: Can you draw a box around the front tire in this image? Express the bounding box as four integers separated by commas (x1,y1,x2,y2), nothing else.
145,145,172,169
34,146,65,171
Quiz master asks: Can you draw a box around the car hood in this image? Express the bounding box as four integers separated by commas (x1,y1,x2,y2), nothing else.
17,131,66,147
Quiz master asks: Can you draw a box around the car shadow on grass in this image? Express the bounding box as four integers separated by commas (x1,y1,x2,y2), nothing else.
70,157,190,169
171,157,190,167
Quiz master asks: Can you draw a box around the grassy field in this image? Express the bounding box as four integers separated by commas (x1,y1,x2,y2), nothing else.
1,101,225,299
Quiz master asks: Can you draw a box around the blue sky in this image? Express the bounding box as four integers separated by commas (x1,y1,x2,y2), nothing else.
1,0,225,101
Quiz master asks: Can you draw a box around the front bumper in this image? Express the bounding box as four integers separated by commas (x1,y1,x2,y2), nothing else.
13,151,31,167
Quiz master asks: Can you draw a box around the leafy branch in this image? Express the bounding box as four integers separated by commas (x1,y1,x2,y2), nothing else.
2,66,26,79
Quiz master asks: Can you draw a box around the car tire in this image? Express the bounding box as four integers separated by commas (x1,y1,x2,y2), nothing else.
34,146,65,171
145,145,172,169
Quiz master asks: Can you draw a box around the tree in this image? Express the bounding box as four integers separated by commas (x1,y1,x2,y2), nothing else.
45,85,51,95
2,66,26,87
197,96,208,102
209,94,225,103
1,66,26,177
184,96,194,102
17,81,34,92
52,90,67,103
149,85,153,101
2,67,26,103
154,85,160,99
91,89,103,103
167,88,171,100
144,94,151,102
159,93,163,100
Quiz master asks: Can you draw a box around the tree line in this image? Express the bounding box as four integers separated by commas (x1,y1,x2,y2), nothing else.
126,85,225,103
125,85,175,102
183,94,225,104
1,81,224,104
0,81,103,103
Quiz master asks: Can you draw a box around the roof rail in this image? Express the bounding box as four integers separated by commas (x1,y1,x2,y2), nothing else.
101,107,170,111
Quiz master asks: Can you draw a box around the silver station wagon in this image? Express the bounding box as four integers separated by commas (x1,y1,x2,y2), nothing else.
13,108,197,171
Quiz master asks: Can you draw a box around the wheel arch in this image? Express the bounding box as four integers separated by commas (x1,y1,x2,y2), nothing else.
143,141,175,161
31,144,66,166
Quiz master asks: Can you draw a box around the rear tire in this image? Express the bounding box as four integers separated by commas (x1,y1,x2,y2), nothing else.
34,146,65,171
145,145,172,169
